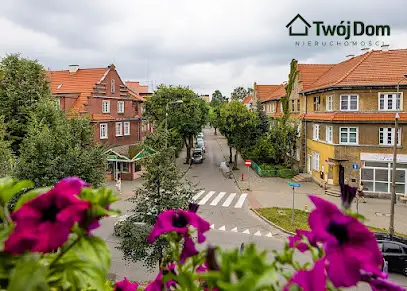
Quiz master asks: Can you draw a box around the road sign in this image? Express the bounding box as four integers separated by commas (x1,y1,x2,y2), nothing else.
288,182,300,188
245,160,251,167
352,164,359,169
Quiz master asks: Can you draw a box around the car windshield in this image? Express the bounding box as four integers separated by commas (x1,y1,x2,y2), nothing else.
193,152,201,157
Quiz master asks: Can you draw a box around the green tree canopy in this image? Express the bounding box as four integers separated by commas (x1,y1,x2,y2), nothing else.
210,90,226,107
0,54,52,153
0,116,14,178
230,86,248,101
15,100,106,187
117,148,196,270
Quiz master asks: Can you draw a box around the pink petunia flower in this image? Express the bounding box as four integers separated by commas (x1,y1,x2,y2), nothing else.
288,229,317,252
308,195,383,288
147,209,210,244
145,264,177,291
5,178,90,254
284,259,327,291
115,277,138,291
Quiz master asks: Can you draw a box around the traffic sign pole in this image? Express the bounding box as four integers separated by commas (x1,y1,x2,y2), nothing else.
248,165,251,190
292,186,295,225
245,160,252,191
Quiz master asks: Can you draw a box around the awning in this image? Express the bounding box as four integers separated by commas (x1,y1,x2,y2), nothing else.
132,147,157,161
105,150,131,162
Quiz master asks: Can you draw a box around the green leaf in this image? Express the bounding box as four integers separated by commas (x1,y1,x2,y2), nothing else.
72,236,111,273
0,179,34,205
14,187,50,211
8,253,49,291
49,253,105,291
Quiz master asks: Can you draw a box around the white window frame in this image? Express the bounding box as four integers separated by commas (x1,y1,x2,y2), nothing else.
339,127,358,145
313,96,321,112
272,103,276,113
116,122,123,136
340,95,359,111
312,152,320,171
313,124,320,141
102,100,110,113
326,126,333,144
378,92,402,111
379,128,401,146
326,95,333,112
124,121,130,136
100,123,108,139
117,101,125,113
280,103,283,112
111,79,115,94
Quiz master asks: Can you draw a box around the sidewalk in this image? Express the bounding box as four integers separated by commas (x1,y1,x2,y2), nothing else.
214,134,407,232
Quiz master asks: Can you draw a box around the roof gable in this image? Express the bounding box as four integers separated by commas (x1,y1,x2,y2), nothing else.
255,85,281,102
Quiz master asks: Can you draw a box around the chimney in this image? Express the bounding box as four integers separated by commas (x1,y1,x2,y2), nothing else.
381,44,389,52
69,65,79,74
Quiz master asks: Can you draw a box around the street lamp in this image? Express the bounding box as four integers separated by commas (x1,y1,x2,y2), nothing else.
165,100,183,148
389,74,407,236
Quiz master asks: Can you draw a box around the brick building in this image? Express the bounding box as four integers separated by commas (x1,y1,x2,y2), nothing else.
242,94,253,109
297,48,407,197
47,64,148,180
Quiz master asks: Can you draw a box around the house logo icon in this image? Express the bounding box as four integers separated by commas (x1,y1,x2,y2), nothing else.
286,14,312,36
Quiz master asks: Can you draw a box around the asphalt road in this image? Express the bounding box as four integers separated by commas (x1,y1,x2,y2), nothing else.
94,127,407,289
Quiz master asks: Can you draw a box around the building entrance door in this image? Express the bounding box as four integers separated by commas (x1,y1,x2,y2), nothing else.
339,165,345,185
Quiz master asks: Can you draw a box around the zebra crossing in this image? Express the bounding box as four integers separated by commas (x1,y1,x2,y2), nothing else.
192,190,247,208
209,224,275,237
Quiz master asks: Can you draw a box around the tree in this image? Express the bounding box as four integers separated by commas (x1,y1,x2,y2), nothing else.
209,107,221,135
255,101,269,135
0,116,14,177
210,90,226,107
281,59,298,121
0,54,52,154
247,87,254,94
144,85,208,164
219,100,259,169
15,100,106,187
230,86,248,101
117,148,196,271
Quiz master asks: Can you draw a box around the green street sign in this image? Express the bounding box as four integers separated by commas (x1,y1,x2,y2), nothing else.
288,182,300,187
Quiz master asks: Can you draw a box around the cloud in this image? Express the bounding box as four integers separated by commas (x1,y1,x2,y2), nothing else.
0,0,406,96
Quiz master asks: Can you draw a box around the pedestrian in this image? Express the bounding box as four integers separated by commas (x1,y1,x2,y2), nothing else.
357,181,366,203
116,174,122,195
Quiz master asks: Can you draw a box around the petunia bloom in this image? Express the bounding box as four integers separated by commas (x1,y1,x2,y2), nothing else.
145,264,177,291
360,270,404,291
308,195,383,288
340,183,358,209
288,229,317,252
147,209,210,244
115,277,138,291
180,236,199,263
5,182,90,254
284,259,327,291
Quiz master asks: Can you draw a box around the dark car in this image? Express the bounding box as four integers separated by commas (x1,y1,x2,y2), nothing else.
375,233,407,276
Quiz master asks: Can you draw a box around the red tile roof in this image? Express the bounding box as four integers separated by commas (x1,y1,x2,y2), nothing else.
128,89,146,102
255,84,281,102
297,64,334,90
47,67,109,113
302,112,407,122
303,49,407,92
242,94,252,104
264,84,286,101
126,81,149,94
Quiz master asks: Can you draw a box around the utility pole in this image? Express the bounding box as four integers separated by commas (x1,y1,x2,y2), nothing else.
389,74,407,236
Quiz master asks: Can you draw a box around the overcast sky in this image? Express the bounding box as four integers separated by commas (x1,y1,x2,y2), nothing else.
1,0,406,97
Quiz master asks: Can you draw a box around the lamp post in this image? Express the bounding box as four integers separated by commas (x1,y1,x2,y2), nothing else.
165,100,183,148
389,74,407,236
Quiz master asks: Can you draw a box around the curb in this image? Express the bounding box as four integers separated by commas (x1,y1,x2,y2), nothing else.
250,208,295,236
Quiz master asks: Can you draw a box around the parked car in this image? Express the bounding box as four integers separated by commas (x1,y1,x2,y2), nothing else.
196,138,205,152
375,233,407,276
197,132,204,139
192,148,204,164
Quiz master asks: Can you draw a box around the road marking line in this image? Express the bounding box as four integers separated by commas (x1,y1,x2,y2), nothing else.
234,193,247,208
254,231,261,236
210,224,215,229
210,192,226,206
231,227,238,232
218,225,226,231
242,229,250,234
265,232,273,237
222,193,236,207
192,190,205,201
198,191,216,205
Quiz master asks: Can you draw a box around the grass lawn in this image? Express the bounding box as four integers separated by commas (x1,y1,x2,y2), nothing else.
257,207,407,238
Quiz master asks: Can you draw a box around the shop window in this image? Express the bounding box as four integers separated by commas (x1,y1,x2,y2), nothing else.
361,168,374,180
365,161,388,168
122,162,130,173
